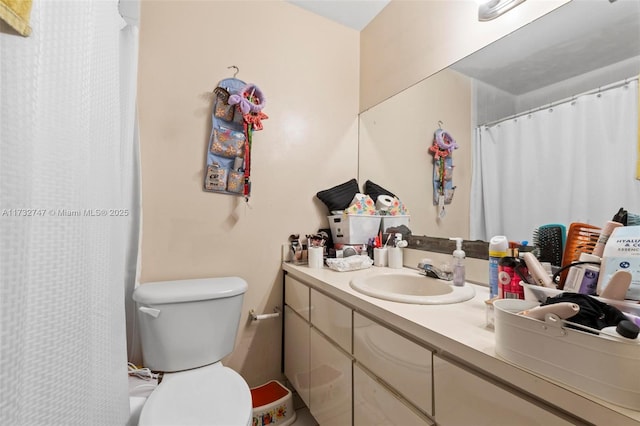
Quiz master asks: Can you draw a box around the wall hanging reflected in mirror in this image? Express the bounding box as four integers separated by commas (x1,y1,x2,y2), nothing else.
429,124,458,219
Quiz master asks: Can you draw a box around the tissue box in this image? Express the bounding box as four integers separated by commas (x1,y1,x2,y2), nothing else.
328,214,381,245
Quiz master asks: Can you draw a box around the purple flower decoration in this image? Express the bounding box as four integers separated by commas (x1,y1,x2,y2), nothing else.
228,83,266,114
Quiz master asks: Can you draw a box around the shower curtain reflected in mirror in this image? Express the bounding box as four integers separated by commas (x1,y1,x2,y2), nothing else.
471,79,640,242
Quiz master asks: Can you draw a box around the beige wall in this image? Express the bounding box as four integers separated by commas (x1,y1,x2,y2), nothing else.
137,0,359,386
360,0,570,112
359,69,472,239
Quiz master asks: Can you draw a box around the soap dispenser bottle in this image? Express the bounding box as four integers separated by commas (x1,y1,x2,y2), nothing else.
449,237,465,287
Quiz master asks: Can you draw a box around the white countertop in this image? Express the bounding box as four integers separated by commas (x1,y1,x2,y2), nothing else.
283,262,640,425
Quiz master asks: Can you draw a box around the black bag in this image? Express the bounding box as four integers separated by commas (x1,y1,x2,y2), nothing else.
541,293,627,332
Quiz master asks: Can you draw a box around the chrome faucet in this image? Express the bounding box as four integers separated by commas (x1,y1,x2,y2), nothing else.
417,261,453,281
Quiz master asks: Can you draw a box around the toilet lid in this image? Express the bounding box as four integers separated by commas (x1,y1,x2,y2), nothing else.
138,363,252,426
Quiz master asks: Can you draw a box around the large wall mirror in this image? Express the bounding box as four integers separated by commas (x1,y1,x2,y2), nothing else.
359,0,640,256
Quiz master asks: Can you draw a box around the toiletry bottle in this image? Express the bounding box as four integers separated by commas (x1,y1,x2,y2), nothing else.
388,233,404,269
592,220,623,258
516,250,530,287
600,320,640,342
498,243,524,299
489,236,508,298
564,253,600,295
449,237,465,286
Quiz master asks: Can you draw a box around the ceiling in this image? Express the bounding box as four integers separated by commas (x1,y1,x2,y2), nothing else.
287,0,390,31
451,0,640,95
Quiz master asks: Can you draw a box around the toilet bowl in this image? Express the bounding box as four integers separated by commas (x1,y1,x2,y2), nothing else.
132,277,251,425
138,363,251,426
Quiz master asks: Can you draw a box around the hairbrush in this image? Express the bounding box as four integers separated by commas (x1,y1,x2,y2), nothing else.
532,224,566,268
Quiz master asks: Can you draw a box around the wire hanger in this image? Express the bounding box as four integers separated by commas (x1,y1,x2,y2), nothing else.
212,66,241,94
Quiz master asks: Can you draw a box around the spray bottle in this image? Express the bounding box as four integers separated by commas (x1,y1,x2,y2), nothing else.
449,237,465,287
489,236,508,298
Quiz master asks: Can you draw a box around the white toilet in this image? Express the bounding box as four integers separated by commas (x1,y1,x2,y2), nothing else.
132,277,252,426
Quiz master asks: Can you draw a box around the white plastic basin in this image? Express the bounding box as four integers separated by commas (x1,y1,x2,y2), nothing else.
350,273,475,305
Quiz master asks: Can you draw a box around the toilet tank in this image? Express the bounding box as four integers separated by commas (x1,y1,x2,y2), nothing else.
133,277,248,372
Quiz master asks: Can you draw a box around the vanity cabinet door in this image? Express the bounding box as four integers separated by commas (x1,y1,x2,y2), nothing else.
309,327,352,425
433,355,574,426
284,305,310,408
354,364,433,426
310,288,352,353
285,275,310,320
353,312,433,415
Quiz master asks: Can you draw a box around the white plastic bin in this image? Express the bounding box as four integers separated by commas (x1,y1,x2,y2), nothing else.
380,215,410,233
328,214,381,245
494,298,640,410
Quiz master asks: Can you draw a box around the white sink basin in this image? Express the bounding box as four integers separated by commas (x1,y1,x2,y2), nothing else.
350,272,475,305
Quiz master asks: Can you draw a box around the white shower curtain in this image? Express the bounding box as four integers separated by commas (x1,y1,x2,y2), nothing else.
471,79,640,242
0,1,139,424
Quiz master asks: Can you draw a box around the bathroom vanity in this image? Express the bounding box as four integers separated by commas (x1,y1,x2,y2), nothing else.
282,262,640,425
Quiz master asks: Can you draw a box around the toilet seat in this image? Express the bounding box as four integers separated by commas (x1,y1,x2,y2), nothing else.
138,363,252,426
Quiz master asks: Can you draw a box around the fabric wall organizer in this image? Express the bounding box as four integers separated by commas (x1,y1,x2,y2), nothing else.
204,77,267,199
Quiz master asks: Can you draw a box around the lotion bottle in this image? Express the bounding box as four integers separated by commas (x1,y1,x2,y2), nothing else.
449,237,465,287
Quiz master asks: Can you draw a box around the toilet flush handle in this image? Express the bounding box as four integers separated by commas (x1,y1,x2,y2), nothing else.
138,306,161,318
